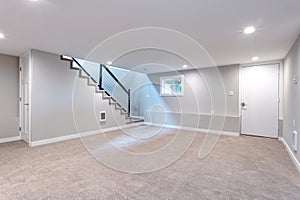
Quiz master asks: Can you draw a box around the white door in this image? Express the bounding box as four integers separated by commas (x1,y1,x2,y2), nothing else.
241,64,279,138
19,54,31,143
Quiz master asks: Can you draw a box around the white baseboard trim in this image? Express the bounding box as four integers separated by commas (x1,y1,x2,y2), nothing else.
80,122,144,137
0,136,21,144
279,137,300,173
144,122,240,137
30,134,78,147
29,122,143,147
28,121,238,147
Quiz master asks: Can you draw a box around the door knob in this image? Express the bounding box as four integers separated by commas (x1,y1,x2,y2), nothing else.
241,102,247,107
241,102,248,110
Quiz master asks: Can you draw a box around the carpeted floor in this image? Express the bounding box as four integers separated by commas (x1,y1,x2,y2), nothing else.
1,125,300,200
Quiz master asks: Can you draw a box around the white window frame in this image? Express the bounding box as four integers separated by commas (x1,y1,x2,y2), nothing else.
160,75,184,97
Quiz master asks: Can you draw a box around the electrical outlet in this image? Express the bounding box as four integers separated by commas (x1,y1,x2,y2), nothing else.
229,91,235,96
99,111,106,122
293,131,298,152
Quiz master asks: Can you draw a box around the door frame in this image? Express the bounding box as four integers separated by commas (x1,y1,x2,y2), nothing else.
19,51,32,144
239,60,283,138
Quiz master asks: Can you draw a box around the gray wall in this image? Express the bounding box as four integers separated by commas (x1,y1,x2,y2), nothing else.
0,54,19,139
129,65,240,133
283,34,300,162
31,50,127,141
78,63,241,133
218,65,240,116
29,49,241,141
38,54,241,134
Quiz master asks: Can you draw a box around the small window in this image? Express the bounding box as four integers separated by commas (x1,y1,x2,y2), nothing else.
160,75,184,96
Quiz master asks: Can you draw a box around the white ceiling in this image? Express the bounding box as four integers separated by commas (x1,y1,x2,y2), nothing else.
113,49,193,74
0,0,300,73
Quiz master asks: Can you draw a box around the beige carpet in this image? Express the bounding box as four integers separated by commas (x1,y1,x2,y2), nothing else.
1,125,300,200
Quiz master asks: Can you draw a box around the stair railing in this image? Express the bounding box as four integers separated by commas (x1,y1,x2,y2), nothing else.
70,57,131,117
99,64,131,117
72,57,97,84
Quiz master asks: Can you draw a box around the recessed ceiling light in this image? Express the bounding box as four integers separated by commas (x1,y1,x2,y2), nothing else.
106,61,112,66
0,32,5,39
244,26,256,34
252,56,259,61
182,65,188,69
30,0,40,2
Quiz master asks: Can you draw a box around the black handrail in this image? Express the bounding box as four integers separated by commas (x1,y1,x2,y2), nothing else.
99,63,103,89
99,64,131,117
72,57,97,84
128,89,131,117
100,64,128,94
69,57,131,117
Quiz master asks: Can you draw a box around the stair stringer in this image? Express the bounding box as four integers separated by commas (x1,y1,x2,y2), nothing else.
61,56,143,124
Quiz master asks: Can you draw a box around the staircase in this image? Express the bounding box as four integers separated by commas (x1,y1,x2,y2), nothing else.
61,55,144,124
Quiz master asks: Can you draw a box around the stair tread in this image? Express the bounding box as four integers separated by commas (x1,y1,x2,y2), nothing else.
70,67,80,70
128,119,145,124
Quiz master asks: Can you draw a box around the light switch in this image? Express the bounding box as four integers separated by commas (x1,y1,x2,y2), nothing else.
229,91,235,96
293,131,298,152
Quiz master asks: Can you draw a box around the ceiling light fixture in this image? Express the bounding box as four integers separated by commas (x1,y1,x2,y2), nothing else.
182,65,188,69
252,56,259,61
244,26,256,34
0,32,5,39
106,61,112,66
